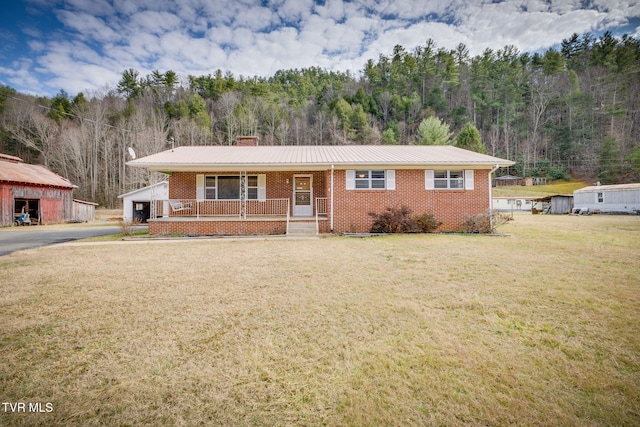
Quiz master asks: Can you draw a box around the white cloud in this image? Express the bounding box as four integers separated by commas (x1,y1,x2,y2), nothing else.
277,0,315,23
236,6,279,31
129,11,183,34
63,0,115,16
367,0,449,19
4,0,640,96
56,10,121,43
315,0,346,21
0,59,42,95
47,63,122,95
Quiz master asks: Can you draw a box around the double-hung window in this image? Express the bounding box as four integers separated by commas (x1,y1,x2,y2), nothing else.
246,176,259,199
434,170,464,189
204,175,259,200
355,170,386,189
426,170,474,190
346,170,395,190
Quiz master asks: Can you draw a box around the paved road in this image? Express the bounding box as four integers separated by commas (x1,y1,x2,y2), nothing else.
0,225,143,257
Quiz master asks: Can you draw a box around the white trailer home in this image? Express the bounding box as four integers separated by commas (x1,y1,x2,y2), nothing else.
573,183,640,214
492,197,546,213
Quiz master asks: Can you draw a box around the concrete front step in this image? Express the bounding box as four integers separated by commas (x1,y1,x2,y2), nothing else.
286,221,317,237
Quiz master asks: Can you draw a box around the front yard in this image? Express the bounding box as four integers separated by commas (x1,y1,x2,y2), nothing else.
1,214,638,425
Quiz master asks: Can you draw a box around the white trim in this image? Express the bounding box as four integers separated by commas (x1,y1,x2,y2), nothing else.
330,165,334,231
293,174,313,216
428,170,464,190
489,165,500,231
200,174,264,200
351,170,387,189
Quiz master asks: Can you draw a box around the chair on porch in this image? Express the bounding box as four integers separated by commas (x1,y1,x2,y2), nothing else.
169,200,193,213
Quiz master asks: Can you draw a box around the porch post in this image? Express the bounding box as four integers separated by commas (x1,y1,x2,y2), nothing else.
241,171,247,219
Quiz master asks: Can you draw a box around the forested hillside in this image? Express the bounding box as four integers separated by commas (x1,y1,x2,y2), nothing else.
1,31,639,207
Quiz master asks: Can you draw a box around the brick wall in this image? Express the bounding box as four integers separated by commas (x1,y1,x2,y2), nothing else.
169,171,326,212
330,169,490,233
165,168,490,235
149,219,286,236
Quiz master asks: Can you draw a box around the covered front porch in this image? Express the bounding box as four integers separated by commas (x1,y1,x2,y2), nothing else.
148,197,329,236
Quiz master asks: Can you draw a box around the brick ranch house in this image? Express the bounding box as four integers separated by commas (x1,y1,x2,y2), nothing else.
127,141,513,236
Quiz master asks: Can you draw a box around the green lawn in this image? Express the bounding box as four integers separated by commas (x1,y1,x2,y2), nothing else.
1,214,639,426
493,180,590,197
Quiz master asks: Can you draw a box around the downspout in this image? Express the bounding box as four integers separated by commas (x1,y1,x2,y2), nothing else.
330,164,334,231
489,164,500,233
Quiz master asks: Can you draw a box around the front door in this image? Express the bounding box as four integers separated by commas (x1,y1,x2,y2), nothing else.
293,175,313,216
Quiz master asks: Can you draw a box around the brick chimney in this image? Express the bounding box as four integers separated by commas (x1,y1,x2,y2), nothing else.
236,136,259,146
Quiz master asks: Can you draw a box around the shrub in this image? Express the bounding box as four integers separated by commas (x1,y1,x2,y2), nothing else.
119,220,134,236
369,206,441,233
369,206,417,233
415,213,442,232
461,210,512,234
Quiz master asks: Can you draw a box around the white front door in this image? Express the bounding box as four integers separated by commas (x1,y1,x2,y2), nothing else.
293,175,313,216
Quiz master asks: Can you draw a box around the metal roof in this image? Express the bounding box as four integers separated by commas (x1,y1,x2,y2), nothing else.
575,183,640,192
128,145,514,172
117,181,168,199
0,157,76,188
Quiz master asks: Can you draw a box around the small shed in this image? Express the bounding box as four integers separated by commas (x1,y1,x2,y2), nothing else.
540,194,574,214
573,183,640,214
494,175,525,186
73,199,98,222
118,181,168,222
0,153,76,226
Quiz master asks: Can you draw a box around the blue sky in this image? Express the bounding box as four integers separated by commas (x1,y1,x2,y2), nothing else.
1,0,639,97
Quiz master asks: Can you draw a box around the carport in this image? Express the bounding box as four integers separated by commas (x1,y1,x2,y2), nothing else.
118,181,168,223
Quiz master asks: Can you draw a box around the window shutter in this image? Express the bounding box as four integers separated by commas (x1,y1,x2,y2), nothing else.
386,170,395,190
257,174,266,201
465,170,474,190
346,170,355,190
425,170,435,190
196,174,205,200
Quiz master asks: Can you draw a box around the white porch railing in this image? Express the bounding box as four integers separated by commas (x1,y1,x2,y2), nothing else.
152,199,290,219
315,197,328,234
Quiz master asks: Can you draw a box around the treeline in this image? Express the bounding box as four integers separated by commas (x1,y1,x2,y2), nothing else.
1,31,639,207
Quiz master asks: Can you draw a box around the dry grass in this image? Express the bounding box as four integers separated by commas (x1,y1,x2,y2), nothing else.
1,214,639,426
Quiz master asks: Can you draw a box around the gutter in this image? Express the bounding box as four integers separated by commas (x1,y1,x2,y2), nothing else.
489,164,500,232
330,164,334,231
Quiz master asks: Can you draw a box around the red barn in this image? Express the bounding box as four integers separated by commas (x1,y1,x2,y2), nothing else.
0,153,76,226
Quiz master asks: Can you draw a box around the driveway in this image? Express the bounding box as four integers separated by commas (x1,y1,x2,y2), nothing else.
0,225,143,256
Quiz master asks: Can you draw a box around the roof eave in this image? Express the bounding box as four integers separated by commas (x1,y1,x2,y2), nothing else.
129,161,515,172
